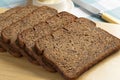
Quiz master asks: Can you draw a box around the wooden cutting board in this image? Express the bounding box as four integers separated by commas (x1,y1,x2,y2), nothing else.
0,8,120,80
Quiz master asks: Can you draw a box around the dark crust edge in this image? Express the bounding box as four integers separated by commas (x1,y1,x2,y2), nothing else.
79,17,96,26
23,41,57,72
34,43,56,72
0,39,22,57
10,42,39,65
0,47,6,52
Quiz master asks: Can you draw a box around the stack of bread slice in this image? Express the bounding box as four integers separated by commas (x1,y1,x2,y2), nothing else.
0,5,120,80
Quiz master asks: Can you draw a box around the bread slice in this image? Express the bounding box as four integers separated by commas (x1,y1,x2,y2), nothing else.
1,6,57,64
0,7,21,21
35,18,120,80
0,6,22,52
18,12,77,71
0,5,38,54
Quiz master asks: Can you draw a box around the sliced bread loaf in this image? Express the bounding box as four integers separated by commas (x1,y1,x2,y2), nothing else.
35,18,120,80
0,5,38,54
1,6,57,64
18,12,77,71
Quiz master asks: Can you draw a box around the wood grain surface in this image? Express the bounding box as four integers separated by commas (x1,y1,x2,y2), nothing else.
0,8,120,80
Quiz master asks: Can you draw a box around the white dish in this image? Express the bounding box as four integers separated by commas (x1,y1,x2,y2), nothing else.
64,0,75,12
33,0,74,12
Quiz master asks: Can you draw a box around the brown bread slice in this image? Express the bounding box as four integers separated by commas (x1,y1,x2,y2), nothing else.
0,6,22,52
0,7,21,21
1,6,57,64
35,18,120,80
0,6,38,31
0,5,38,54
18,12,77,71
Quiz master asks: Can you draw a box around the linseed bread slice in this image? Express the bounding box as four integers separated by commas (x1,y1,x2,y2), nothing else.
1,6,57,64
35,18,120,80
17,12,77,71
0,5,38,54
0,6,22,52
0,7,21,21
